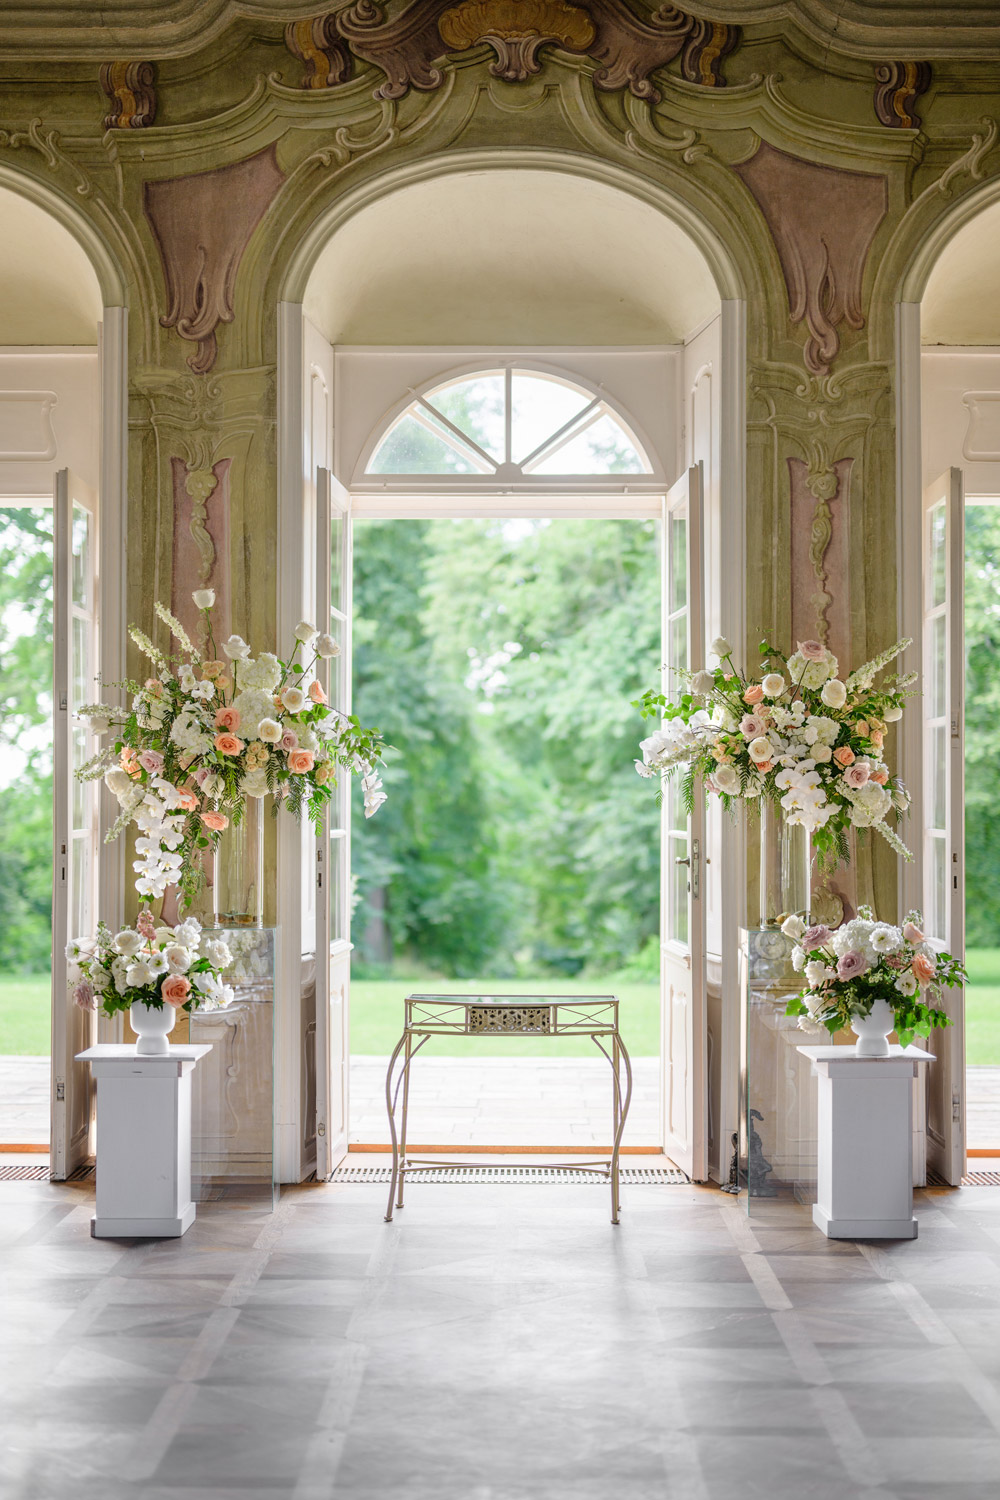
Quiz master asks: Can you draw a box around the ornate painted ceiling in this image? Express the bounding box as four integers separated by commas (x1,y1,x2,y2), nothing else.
0,0,997,59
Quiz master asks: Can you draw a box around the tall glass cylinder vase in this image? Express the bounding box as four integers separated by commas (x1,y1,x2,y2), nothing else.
758,801,811,927
213,797,264,928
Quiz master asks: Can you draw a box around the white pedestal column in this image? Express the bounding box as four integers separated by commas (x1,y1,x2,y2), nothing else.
76,1044,213,1238
797,1045,935,1240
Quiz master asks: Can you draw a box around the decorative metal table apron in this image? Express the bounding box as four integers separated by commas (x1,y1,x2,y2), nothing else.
384,994,633,1224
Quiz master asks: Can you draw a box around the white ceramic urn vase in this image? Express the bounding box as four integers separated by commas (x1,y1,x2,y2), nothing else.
850,996,896,1058
130,999,177,1056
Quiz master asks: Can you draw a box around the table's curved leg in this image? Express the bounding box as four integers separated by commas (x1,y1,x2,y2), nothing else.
397,1030,412,1210
592,1032,633,1224
383,1031,408,1222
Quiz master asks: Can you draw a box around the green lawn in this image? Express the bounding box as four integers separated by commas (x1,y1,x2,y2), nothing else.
8,951,1000,1063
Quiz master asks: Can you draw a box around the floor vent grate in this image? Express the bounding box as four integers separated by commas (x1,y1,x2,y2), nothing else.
329,1163,688,1186
925,1168,1000,1187
0,1164,50,1181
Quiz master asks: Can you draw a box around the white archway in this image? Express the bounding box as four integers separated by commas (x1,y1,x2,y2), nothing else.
275,156,747,1184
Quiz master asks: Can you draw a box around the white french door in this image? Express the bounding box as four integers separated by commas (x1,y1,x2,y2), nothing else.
921,468,966,1184
50,469,100,1178
314,465,353,1177
661,463,707,1179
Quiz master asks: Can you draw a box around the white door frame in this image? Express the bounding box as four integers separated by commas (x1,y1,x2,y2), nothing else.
276,302,747,1182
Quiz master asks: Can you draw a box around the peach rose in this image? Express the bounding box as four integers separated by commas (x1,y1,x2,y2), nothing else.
287,749,315,775
215,706,241,732
833,746,855,767
161,974,191,1008
309,680,328,705
314,761,335,785
912,953,936,986
755,760,773,774
121,747,141,778
201,810,229,832
177,788,199,811
144,678,164,698
201,660,226,680
854,719,870,738
870,767,889,785
870,729,884,748
214,732,244,756
903,921,924,945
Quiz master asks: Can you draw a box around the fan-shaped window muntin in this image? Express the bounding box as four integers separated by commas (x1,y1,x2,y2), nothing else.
366,369,652,479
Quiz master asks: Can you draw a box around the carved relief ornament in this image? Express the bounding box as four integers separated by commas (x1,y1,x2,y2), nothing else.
143,146,286,374
286,0,740,101
734,143,887,378
99,61,158,129
873,61,931,129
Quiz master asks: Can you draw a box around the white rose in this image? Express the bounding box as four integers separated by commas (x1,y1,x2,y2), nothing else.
113,929,142,957
811,743,833,764
164,944,192,973
294,621,318,645
711,764,738,794
201,938,232,969
781,914,806,941
257,717,282,744
281,686,306,714
316,633,340,660
747,736,773,764
709,636,732,659
174,918,202,946
820,678,847,709
222,634,251,660
884,706,903,722
125,959,155,988
761,673,785,698
691,669,715,695
192,589,216,610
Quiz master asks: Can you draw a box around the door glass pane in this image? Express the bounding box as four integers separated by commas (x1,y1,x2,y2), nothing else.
670,515,687,613
669,835,689,945
929,723,947,829
71,504,89,608
71,832,90,937
928,834,947,945
670,613,687,677
72,614,88,709
426,376,505,462
330,828,347,944
930,613,946,718
330,515,343,621
930,503,947,608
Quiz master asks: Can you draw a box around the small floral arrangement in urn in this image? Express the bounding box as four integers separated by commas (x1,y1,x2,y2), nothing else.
67,911,235,1054
783,907,963,1053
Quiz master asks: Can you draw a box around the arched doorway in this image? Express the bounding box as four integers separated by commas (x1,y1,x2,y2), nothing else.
276,160,747,1184
0,174,128,1177
897,185,1000,1181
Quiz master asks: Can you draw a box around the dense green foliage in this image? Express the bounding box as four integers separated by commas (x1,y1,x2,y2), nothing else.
351,518,661,976
965,507,1000,947
0,508,53,973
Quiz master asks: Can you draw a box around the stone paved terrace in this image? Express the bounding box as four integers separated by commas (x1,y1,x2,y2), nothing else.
4,1054,1000,1154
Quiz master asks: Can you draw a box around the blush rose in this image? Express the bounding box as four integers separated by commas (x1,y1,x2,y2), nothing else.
288,749,316,775
161,975,191,1008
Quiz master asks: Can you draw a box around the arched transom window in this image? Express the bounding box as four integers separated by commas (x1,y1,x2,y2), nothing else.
366,369,653,479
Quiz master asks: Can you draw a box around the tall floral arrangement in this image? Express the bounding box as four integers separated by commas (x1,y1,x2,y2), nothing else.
634,636,913,867
77,591,387,908
783,907,962,1047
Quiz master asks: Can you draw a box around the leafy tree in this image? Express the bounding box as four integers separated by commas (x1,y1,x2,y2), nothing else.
965,506,1000,947
0,507,54,973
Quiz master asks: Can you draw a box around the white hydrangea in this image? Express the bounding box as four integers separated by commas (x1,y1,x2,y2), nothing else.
241,768,269,798
171,711,213,756
791,945,807,972
232,688,280,741
870,923,903,955
787,651,837,689
236,653,282,693
846,780,893,828
802,715,838,747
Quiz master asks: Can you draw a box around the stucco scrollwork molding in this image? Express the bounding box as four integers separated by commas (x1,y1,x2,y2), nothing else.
934,116,999,200
734,142,888,378
873,61,930,131
438,0,595,84
100,60,158,130
0,117,93,198
620,90,706,166
283,0,740,102
143,145,286,373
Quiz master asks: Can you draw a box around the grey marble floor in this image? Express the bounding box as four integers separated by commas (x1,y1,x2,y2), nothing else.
5,1170,1000,1498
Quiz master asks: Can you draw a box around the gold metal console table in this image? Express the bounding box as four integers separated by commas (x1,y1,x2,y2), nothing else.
384,994,633,1224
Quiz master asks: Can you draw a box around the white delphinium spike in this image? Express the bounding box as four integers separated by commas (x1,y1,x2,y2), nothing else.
154,601,200,660
845,638,912,693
